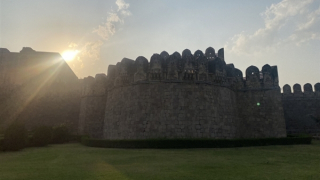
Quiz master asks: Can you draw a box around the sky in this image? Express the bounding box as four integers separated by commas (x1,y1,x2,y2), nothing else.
0,0,319,89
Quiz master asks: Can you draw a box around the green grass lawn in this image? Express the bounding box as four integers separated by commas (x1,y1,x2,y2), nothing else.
1,141,320,180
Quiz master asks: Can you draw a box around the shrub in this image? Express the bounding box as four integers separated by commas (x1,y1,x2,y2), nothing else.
51,124,70,144
3,123,27,151
81,136,312,149
69,134,85,143
0,138,3,151
30,126,52,147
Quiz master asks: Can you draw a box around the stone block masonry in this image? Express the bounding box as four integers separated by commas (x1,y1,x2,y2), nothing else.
282,83,320,135
104,83,238,139
2,46,304,138
79,47,287,139
236,89,286,138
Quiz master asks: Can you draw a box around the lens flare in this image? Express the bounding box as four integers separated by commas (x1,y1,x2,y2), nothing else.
62,50,79,61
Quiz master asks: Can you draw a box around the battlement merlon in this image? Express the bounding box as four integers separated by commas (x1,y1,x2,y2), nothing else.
0,48,11,53
102,47,279,90
78,46,288,139
282,83,320,98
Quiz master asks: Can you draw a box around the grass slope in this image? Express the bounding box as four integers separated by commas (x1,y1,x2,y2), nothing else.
0,141,320,180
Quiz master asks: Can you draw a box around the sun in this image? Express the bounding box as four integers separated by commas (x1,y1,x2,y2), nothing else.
62,50,79,61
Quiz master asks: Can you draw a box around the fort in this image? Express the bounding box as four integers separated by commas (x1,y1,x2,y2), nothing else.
0,47,319,139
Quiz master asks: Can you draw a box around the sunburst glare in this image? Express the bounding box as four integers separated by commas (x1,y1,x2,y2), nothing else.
62,50,79,61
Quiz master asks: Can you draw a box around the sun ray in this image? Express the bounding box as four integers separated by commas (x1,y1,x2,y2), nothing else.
62,50,79,61
4,57,66,124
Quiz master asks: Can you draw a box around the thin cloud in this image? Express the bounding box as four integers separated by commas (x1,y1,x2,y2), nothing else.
226,0,320,55
80,41,104,62
116,0,130,11
93,0,131,41
290,6,320,44
67,0,132,77
92,13,120,41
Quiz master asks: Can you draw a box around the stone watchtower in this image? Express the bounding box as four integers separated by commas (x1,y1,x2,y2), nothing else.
79,47,287,139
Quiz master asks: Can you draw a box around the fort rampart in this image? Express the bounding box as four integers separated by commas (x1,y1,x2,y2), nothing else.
79,47,287,139
282,83,320,135
1,47,318,138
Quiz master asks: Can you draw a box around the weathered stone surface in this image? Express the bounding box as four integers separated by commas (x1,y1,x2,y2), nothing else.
236,89,286,138
4,46,308,139
245,66,260,89
134,56,148,82
79,96,106,138
80,47,287,139
104,83,239,139
282,83,320,135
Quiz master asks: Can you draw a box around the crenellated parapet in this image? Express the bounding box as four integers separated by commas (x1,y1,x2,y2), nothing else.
81,74,108,97
282,83,320,135
78,46,287,139
104,47,279,91
282,83,320,98
243,64,279,90
79,74,108,138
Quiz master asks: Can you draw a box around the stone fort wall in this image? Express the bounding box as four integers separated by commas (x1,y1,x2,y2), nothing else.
104,83,238,139
282,83,320,135
236,89,286,138
4,46,317,138
79,47,287,139
78,76,107,138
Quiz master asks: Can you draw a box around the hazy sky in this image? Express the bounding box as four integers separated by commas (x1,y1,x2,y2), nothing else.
1,0,319,88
